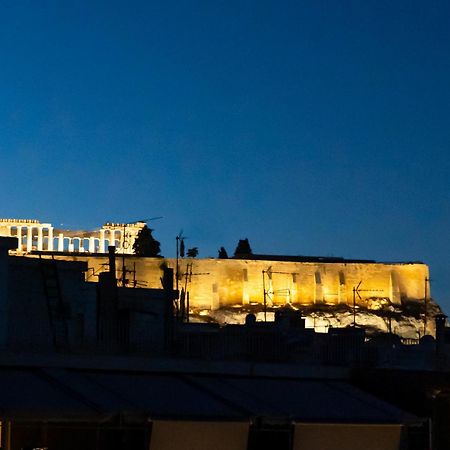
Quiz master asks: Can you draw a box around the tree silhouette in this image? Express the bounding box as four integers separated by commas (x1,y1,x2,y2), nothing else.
234,238,252,257
187,247,198,258
218,247,228,258
132,225,161,256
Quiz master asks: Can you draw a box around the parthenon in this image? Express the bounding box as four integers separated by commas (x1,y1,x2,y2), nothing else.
0,218,145,254
0,218,431,316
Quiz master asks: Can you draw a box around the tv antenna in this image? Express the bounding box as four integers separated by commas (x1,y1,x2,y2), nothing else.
352,281,383,327
175,230,189,292
262,267,299,322
177,262,209,322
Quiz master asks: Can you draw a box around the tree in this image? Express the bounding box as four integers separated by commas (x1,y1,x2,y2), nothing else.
218,247,228,258
132,225,161,256
187,247,198,258
234,238,252,257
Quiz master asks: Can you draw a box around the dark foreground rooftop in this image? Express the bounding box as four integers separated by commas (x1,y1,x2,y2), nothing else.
0,363,418,425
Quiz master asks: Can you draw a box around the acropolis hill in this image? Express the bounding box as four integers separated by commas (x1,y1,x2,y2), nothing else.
0,218,439,337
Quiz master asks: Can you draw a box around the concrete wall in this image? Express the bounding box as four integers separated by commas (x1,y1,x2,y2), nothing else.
0,238,18,347
6,257,97,352
39,255,430,311
118,288,169,353
293,423,403,450
1,250,171,355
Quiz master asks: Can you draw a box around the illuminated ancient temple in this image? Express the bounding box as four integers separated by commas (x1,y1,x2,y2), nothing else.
0,218,145,254
0,219,431,314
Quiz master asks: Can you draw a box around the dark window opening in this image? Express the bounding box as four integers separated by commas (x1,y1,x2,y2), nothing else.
247,419,293,450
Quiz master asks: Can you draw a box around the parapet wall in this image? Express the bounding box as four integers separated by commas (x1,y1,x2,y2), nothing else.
33,255,430,311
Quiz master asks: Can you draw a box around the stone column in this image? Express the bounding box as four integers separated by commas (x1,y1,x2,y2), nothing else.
109,229,115,247
16,226,22,252
99,230,106,253
68,238,74,252
26,226,33,252
78,238,85,252
89,236,96,253
58,233,64,252
37,226,43,251
47,227,54,251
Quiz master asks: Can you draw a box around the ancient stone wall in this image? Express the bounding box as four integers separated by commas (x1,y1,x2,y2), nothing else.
33,255,430,311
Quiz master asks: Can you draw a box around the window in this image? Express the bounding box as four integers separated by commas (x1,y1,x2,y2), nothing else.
247,419,293,450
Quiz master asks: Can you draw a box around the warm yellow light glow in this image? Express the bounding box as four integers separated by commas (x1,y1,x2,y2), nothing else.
27,254,430,312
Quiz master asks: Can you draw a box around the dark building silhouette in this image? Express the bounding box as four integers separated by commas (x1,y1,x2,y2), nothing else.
0,237,448,449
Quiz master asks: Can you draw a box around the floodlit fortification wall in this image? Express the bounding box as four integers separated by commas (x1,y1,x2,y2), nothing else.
37,255,430,311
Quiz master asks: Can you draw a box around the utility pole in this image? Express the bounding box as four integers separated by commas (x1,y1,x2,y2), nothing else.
175,232,186,296
262,269,267,322
424,276,431,336
352,281,362,328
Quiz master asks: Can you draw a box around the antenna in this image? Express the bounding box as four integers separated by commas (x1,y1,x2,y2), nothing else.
262,267,299,322
352,281,383,327
178,261,208,323
175,230,188,289
424,276,432,335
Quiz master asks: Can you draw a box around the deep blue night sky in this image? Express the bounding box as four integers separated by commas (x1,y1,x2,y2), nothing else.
1,1,449,308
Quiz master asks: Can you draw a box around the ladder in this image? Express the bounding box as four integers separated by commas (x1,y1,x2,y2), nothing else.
40,257,69,352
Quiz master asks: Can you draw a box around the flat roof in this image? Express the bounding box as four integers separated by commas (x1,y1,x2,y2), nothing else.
0,365,419,424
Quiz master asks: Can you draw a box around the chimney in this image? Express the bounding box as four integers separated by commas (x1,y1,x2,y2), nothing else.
161,267,176,351
108,246,116,283
96,246,119,350
434,314,447,354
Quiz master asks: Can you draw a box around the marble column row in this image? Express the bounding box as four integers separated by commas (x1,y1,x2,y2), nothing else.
12,225,54,252
10,225,124,254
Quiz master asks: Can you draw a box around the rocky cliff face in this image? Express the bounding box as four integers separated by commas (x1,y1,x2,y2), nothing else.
189,298,442,339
